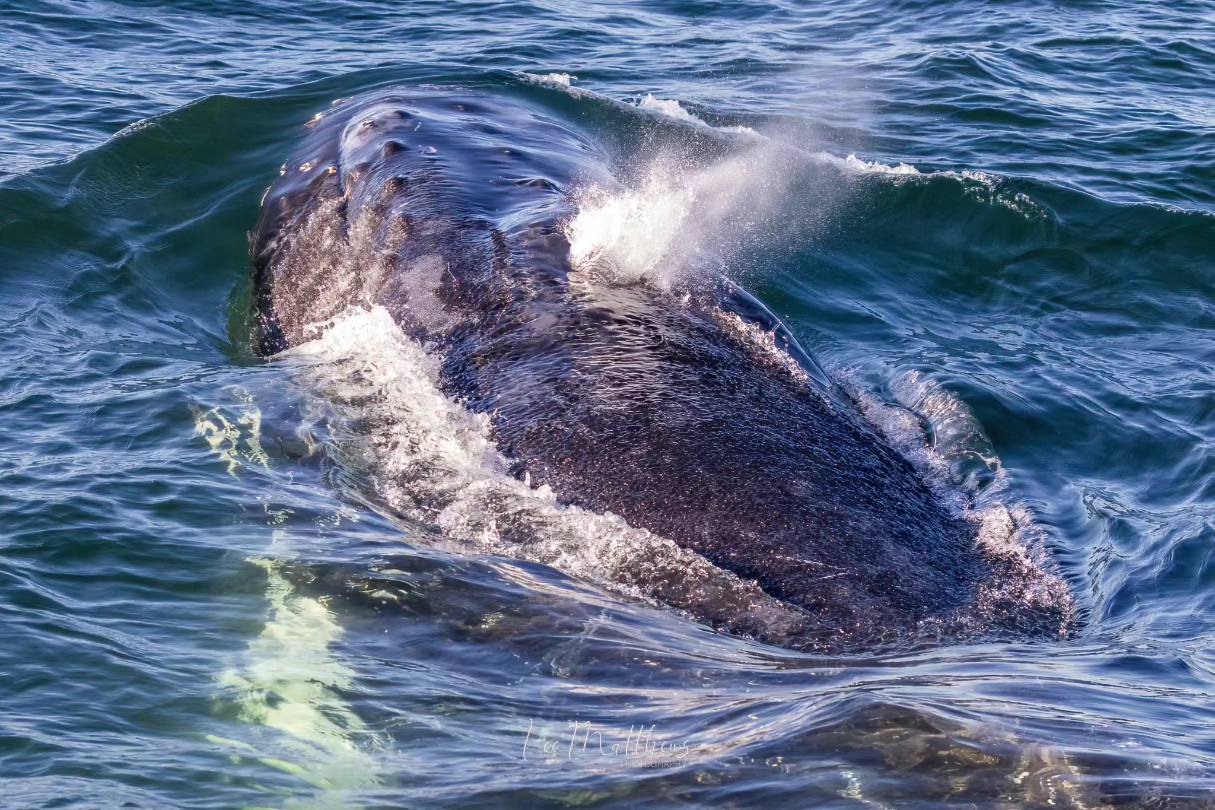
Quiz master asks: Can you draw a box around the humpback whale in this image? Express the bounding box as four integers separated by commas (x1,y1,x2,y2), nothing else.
251,86,1074,651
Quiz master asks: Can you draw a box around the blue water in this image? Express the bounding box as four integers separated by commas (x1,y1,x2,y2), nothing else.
1,1,1213,807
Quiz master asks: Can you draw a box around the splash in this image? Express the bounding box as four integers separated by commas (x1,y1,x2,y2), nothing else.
522,77,1048,228
563,144,801,287
564,160,700,286
572,144,1049,288
560,101,1042,290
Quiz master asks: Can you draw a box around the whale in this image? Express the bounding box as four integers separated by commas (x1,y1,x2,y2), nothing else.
250,86,1074,651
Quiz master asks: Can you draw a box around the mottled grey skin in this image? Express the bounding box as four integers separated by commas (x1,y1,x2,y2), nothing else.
251,87,1073,651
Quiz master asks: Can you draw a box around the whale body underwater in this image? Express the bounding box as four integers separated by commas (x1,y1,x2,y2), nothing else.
250,86,1075,652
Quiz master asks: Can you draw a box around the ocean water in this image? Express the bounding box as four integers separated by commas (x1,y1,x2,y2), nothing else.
1,1,1213,807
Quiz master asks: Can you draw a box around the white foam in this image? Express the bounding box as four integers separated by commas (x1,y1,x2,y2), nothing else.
639,94,705,124
809,152,1047,217
798,146,1047,219
841,153,921,175
846,372,976,515
637,93,756,134
519,74,753,135
524,71,575,88
517,72,585,98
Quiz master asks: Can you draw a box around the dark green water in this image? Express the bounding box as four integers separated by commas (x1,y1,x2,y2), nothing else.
1,1,1213,807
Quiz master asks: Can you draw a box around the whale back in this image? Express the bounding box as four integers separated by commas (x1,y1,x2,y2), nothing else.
251,87,1074,650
